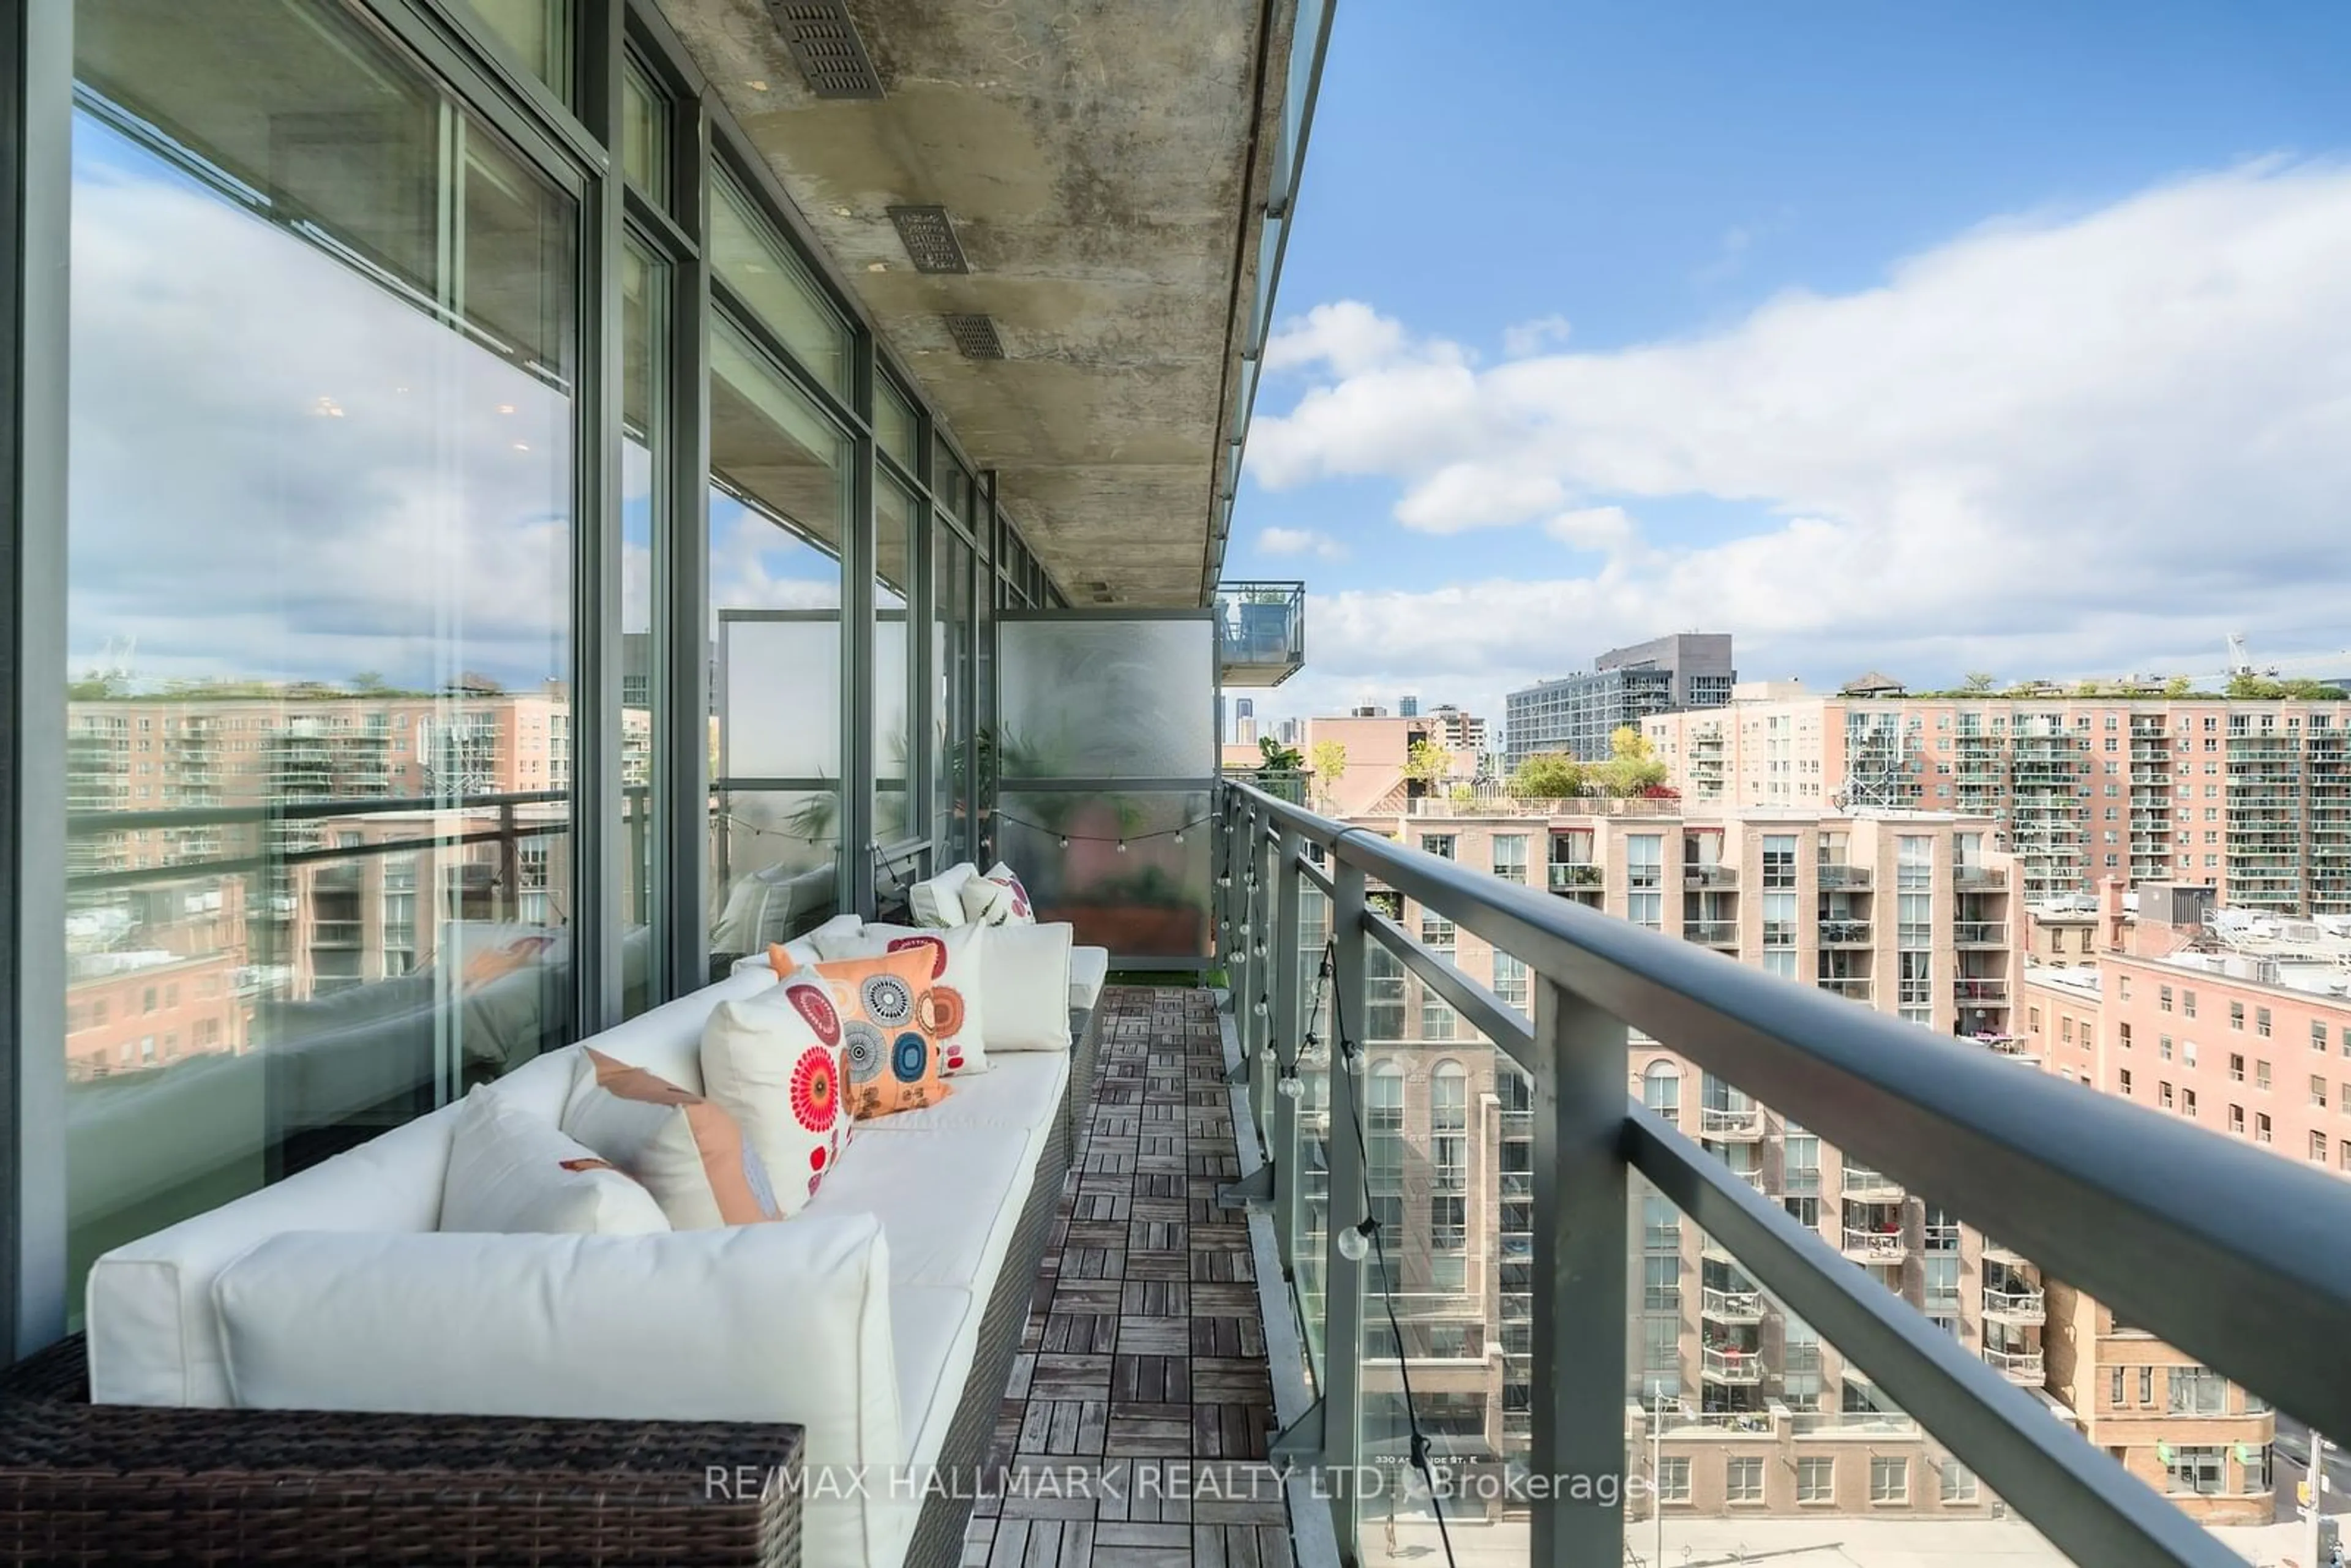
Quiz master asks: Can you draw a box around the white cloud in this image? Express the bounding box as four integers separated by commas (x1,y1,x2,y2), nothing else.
1248,160,2351,694
1259,525,1349,561
1261,300,1411,377
1502,313,1572,357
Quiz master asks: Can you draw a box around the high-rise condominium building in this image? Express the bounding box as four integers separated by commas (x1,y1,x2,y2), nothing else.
1646,692,2351,912
1305,797,2189,1519
1505,632,1736,768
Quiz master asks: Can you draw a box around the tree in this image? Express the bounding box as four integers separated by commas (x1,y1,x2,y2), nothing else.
2163,675,2194,699
1403,738,1453,793
350,670,388,692
1256,733,1305,773
1595,726,1669,797
1508,752,1586,799
1309,740,1349,812
1961,671,1996,692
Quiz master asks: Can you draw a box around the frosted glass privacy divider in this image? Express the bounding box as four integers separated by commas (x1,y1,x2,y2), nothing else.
718,610,841,782
997,617,1215,779
995,790,1212,965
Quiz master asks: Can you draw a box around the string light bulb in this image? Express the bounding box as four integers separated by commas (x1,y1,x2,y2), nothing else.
1344,1045,1366,1078
1059,836,1070,849
1172,830,1185,845
1277,1073,1305,1101
1116,839,1128,853
1337,1216,1378,1263
1252,996,1269,1018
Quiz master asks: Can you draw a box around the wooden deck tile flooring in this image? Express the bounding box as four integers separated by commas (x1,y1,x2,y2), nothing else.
965,986,1295,1568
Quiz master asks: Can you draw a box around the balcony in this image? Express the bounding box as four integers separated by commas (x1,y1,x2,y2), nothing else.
1684,863,1738,889
1213,580,1305,687
1955,921,2007,947
1841,1227,1908,1262
1985,1347,2046,1384
1955,978,2012,1005
1701,1346,1764,1384
1984,1286,2048,1324
1818,975,1873,1001
1700,1105,1766,1141
1817,863,1872,890
1955,864,2008,890
1547,861,1603,891
1820,918,1873,946
1682,918,1739,948
1701,1286,1768,1323
1843,1166,1904,1200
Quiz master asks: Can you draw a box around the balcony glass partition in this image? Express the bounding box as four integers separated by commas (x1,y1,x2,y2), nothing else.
619,242,667,1019
64,0,579,1302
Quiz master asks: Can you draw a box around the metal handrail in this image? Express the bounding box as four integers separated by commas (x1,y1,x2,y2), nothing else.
1217,775,2351,1567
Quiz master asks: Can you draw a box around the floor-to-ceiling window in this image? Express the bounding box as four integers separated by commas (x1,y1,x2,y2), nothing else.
619,239,668,1018
62,0,580,1299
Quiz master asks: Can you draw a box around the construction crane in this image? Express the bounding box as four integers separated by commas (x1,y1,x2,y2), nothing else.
2073,637,2351,690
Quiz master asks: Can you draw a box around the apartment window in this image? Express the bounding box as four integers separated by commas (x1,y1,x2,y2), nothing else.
1431,1063,1468,1192
2169,1367,2227,1415
2165,1446,2226,1498
1726,1458,1764,1504
1870,1456,1909,1504
1783,1133,1821,1195
1797,1456,1835,1505
1643,1253,1681,1310
1491,951,1529,1013
2246,1444,2273,1494
1643,1193,1682,1251
2183,989,2197,1019
2159,985,2173,1013
2317,1020,2330,1054
1627,835,1663,889
1430,1195,1467,1254
2229,1052,2245,1081
2118,1021,2132,1050
2314,1075,2330,1109
1420,833,1457,860
1642,1062,1681,1126
2139,1367,2155,1405
2257,1111,2272,1143
1897,835,1932,890
1783,1195,1820,1228
2230,1000,2245,1031
2229,1103,2244,1134
2315,1131,2330,1163
2118,1068,2132,1096
2160,1082,2174,1109
1367,1065,1406,1193
2183,1040,2199,1068
1762,835,1798,889
1491,835,1528,884
2108,1367,2126,1408
2257,1007,2272,1038
1655,1457,1690,1504
2257,1060,2272,1090
1420,912,1457,952
2181,1087,2197,1119
1940,1460,1978,1504
2159,1034,2173,1061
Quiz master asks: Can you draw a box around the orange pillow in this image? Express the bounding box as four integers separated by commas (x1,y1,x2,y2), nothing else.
766,942,799,979
802,947,953,1120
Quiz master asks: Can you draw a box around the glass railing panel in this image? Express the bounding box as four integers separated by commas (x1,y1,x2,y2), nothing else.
1292,876,1333,1387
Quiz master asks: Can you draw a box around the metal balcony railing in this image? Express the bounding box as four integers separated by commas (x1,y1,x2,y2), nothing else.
1547,861,1602,891
1211,580,1306,687
1701,1286,1768,1322
1700,1105,1765,1141
1215,776,2351,1566
1985,1286,2049,1322
1817,863,1871,889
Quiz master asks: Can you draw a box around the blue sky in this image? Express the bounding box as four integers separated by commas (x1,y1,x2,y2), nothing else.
1229,2,2351,721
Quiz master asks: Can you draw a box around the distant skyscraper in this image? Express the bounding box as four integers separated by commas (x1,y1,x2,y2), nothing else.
1399,694,1419,717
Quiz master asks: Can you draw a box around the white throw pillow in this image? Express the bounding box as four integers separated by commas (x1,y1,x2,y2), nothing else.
699,988,853,1214
807,922,992,1075
440,1088,670,1236
959,861,1037,928
909,862,978,928
980,921,1074,1051
560,1049,786,1229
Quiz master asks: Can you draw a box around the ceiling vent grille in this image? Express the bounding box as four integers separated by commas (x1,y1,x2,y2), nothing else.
767,1,884,99
943,313,1005,360
887,205,970,274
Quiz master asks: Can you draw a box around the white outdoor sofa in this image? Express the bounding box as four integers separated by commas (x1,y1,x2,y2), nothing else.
83,918,1112,1568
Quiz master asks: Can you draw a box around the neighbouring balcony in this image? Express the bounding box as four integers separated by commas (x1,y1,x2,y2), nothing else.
1985,1346,2046,1383
1842,1227,1908,1262
1843,1165,1903,1201
1955,921,2008,947
1548,861,1603,891
1985,1285,2048,1324
1683,918,1739,947
1701,1286,1768,1323
1817,863,1872,890
1820,918,1873,945
1684,863,1738,889
1956,978,2011,1005
1700,1105,1766,1141
1818,975,1874,1001
1955,864,2007,890
1701,1346,1764,1384
1212,580,1305,687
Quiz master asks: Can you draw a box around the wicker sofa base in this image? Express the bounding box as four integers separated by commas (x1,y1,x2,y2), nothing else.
0,1337,803,1567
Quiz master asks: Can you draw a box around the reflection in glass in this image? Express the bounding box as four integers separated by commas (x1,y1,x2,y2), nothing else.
706,317,847,967
875,376,918,473
709,170,850,399
935,525,973,857
66,1,576,1303
620,244,666,1018
469,0,576,104
876,477,918,846
620,58,668,207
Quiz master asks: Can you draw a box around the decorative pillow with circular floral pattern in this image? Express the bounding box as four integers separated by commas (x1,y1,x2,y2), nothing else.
795,947,954,1120
958,861,1037,928
697,992,853,1215
803,921,993,1077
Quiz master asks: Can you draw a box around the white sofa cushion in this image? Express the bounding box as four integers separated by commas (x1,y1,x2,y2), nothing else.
699,989,852,1216
212,1220,905,1568
1070,945,1109,1011
86,1105,461,1409
907,861,978,928
959,862,1037,928
980,923,1074,1051
811,922,992,1076
439,1089,670,1236
851,1051,1067,1141
892,1285,980,1476
803,1124,1038,1292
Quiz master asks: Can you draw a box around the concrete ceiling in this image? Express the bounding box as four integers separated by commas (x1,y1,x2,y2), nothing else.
658,0,1289,606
